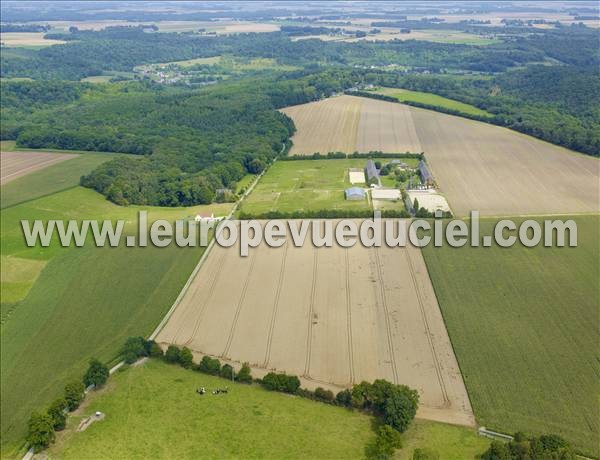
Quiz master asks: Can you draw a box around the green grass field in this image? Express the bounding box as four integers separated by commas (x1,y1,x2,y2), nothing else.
421,216,599,456
375,88,492,118
48,359,375,459
396,419,489,459
0,187,232,455
47,359,489,459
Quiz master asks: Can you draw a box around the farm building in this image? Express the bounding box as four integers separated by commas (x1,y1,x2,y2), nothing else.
419,160,435,188
349,168,366,184
194,212,223,223
371,188,401,200
345,187,366,200
365,160,380,185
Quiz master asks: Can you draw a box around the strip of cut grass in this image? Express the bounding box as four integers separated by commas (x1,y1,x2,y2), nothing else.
421,216,599,456
375,87,492,118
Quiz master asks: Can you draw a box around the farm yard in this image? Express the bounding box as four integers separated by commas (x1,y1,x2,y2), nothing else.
156,224,475,427
282,96,599,217
422,216,599,456
238,159,415,216
0,150,77,185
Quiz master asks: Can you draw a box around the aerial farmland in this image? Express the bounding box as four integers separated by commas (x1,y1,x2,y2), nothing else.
156,225,474,426
1,1,599,458
282,95,599,217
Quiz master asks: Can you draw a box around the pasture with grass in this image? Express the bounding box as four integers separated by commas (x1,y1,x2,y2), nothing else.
47,359,376,459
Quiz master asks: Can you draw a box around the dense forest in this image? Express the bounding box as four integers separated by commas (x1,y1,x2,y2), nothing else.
1,70,364,206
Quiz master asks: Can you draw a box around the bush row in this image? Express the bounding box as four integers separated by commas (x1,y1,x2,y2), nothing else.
280,151,424,161
27,358,110,452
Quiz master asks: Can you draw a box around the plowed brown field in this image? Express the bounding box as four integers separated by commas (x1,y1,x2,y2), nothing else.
281,96,599,216
156,221,474,426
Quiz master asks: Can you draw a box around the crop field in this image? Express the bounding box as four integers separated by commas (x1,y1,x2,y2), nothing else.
1,150,119,209
0,150,77,185
47,359,375,459
421,216,599,456
374,87,492,117
0,32,66,47
281,95,422,155
157,224,475,427
282,96,599,216
0,187,232,455
240,159,373,215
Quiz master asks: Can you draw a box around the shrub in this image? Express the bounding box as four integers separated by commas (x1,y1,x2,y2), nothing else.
64,381,85,411
261,372,300,394
179,347,194,369
122,336,147,364
481,432,574,460
413,447,440,460
26,412,55,453
314,387,335,403
236,362,252,383
220,363,234,380
47,398,68,431
83,358,109,388
164,345,181,364
382,386,419,433
197,356,221,375
366,424,403,459
145,340,164,357
336,389,352,407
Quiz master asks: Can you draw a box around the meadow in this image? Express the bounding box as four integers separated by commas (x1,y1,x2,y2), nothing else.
421,216,599,456
375,87,492,117
0,187,232,455
239,159,375,215
47,359,488,459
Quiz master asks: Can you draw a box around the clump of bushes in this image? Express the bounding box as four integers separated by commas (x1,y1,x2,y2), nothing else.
261,372,301,394
336,380,419,433
481,432,574,460
197,355,221,375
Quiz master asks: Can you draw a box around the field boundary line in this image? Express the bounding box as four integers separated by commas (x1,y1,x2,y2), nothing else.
303,247,318,378
222,251,258,358
263,241,288,368
373,247,399,384
344,248,355,385
182,249,227,346
404,247,450,408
